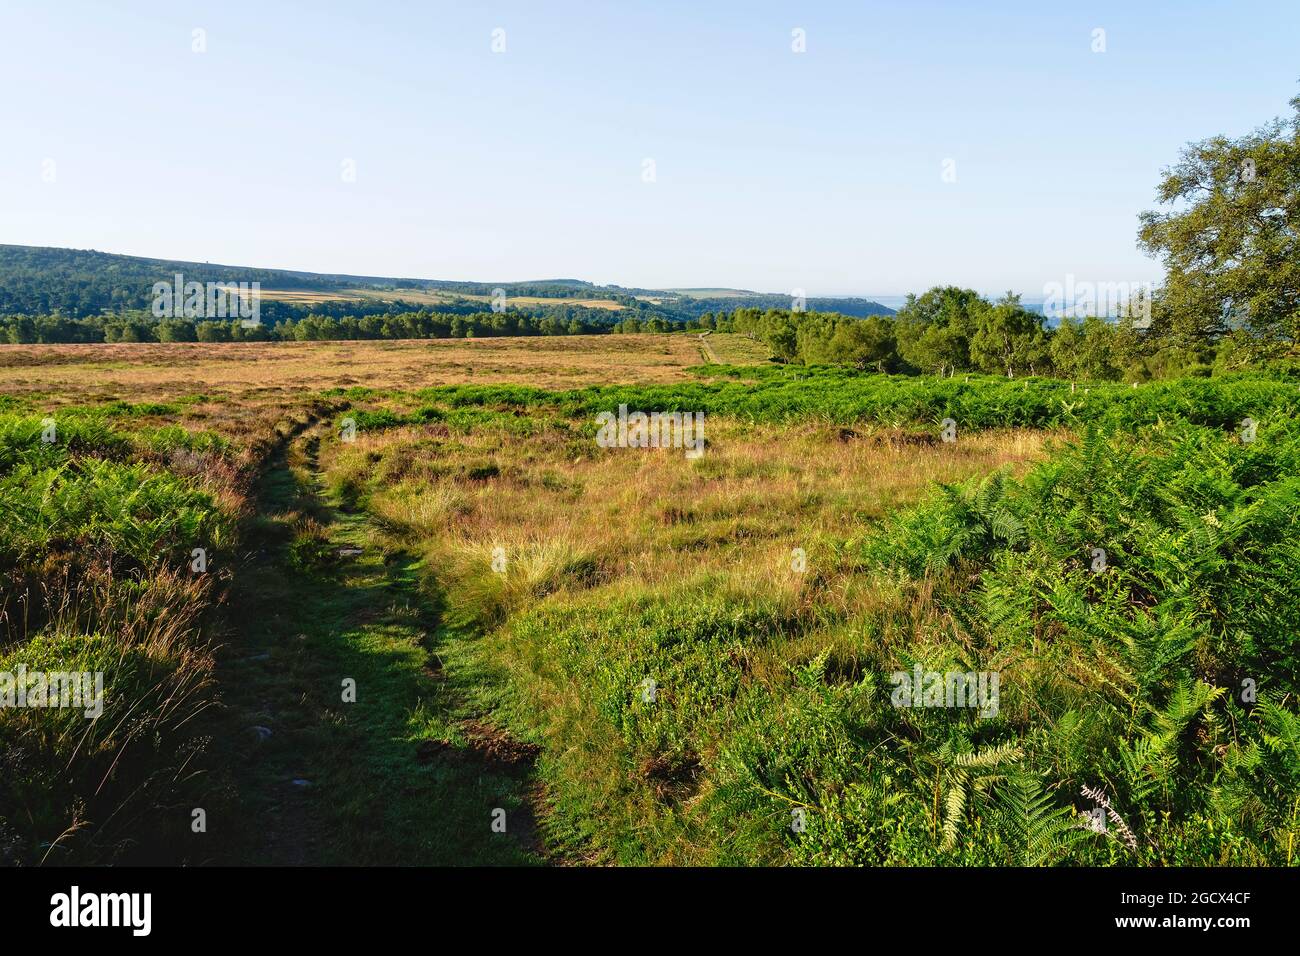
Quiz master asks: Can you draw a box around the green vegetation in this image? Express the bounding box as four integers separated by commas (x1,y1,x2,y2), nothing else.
0,307,615,344
3,354,1298,867
334,366,1298,434
0,409,245,864
1139,91,1300,363
218,429,542,865
315,369,1300,865
850,421,1300,864
694,291,1267,382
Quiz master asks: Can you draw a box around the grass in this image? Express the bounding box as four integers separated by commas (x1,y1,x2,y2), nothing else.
218,427,543,865
0,408,257,864
4,335,1298,867
317,409,1056,863
703,332,775,365
316,366,1300,865
0,334,708,401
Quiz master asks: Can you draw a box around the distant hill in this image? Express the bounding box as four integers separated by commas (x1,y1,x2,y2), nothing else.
646,292,896,320
602,282,895,319
0,244,894,321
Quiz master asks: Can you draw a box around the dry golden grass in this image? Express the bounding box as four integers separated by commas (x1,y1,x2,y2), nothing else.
464,294,625,310
703,332,772,364
0,334,713,403
317,412,1059,865
254,288,398,305
324,418,1057,627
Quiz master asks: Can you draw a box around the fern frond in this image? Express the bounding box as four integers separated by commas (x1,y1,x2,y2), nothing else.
993,770,1087,866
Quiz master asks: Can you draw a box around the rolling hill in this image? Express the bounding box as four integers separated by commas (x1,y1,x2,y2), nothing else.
0,244,894,321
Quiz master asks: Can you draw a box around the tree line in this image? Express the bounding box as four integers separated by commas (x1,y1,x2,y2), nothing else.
680,291,1163,381
0,309,611,344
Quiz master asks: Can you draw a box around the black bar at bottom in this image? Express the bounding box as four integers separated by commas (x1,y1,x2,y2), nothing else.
0,865,1289,941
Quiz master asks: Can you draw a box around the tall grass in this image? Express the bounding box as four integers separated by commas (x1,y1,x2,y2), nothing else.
0,568,217,864
0,409,247,865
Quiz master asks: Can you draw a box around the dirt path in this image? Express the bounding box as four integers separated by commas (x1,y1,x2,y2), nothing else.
217,425,545,865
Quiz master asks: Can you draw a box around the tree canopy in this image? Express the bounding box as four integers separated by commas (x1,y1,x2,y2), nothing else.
1139,92,1300,359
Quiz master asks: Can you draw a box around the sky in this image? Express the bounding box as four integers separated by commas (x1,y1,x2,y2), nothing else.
0,0,1296,298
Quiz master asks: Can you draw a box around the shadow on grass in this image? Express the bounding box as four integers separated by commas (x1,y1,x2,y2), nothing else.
216,430,543,866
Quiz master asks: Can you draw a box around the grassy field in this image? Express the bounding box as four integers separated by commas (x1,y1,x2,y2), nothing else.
0,334,716,403
2,334,1297,866
700,332,771,365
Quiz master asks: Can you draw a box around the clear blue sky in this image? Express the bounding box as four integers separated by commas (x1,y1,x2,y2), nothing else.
1,0,1295,298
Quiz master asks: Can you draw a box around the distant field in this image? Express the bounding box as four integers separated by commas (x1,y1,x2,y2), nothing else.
0,333,760,402
256,287,628,310
475,294,626,311
662,288,757,297
703,331,773,364
254,288,431,305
